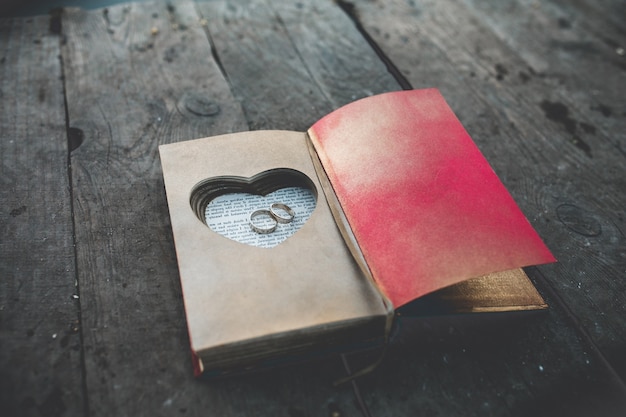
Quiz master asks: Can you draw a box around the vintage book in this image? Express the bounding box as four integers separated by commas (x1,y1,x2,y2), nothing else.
159,89,556,377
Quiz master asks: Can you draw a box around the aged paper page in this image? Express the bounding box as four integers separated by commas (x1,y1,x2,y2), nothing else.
205,187,316,248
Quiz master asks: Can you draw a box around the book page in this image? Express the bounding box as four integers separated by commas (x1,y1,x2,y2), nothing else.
160,131,389,373
308,89,555,307
205,187,316,248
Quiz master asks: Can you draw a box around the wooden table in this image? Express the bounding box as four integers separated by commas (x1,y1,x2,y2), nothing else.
1,0,625,416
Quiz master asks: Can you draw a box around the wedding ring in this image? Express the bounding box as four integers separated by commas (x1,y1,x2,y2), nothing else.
249,209,278,234
270,203,295,224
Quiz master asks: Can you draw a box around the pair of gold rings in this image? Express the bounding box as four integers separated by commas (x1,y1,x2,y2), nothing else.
249,203,296,234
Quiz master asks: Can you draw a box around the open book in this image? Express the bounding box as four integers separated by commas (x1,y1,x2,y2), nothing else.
159,89,556,377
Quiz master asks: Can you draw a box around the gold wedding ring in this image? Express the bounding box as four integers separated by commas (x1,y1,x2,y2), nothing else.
249,209,278,234
270,203,295,224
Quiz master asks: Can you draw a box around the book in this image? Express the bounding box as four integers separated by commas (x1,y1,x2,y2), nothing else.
158,89,556,377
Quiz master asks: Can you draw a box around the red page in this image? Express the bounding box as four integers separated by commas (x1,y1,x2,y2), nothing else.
308,89,555,307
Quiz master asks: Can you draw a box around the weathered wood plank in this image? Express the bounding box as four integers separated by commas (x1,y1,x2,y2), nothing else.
59,1,269,415
200,0,621,415
0,14,84,417
458,0,626,379
266,0,400,108
549,0,626,41
461,0,625,161
363,311,626,417
4,0,623,416
353,0,626,361
192,0,407,415
347,0,626,414
197,0,332,131
196,0,399,131
62,1,363,416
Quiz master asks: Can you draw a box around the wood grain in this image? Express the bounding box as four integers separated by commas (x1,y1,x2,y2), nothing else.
197,0,333,131
458,0,626,378
61,1,364,416
196,0,399,130
60,1,256,415
352,2,626,372
0,14,84,417
548,0,626,41
348,0,626,414
200,0,625,415
2,0,625,415
461,0,625,159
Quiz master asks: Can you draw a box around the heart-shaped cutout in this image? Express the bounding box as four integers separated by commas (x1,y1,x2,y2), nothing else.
189,169,317,248
206,187,315,248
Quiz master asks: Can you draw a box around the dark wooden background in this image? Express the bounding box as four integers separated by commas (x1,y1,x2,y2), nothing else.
1,0,625,416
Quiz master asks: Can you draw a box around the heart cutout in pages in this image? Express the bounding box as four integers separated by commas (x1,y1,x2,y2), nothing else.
190,169,317,248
